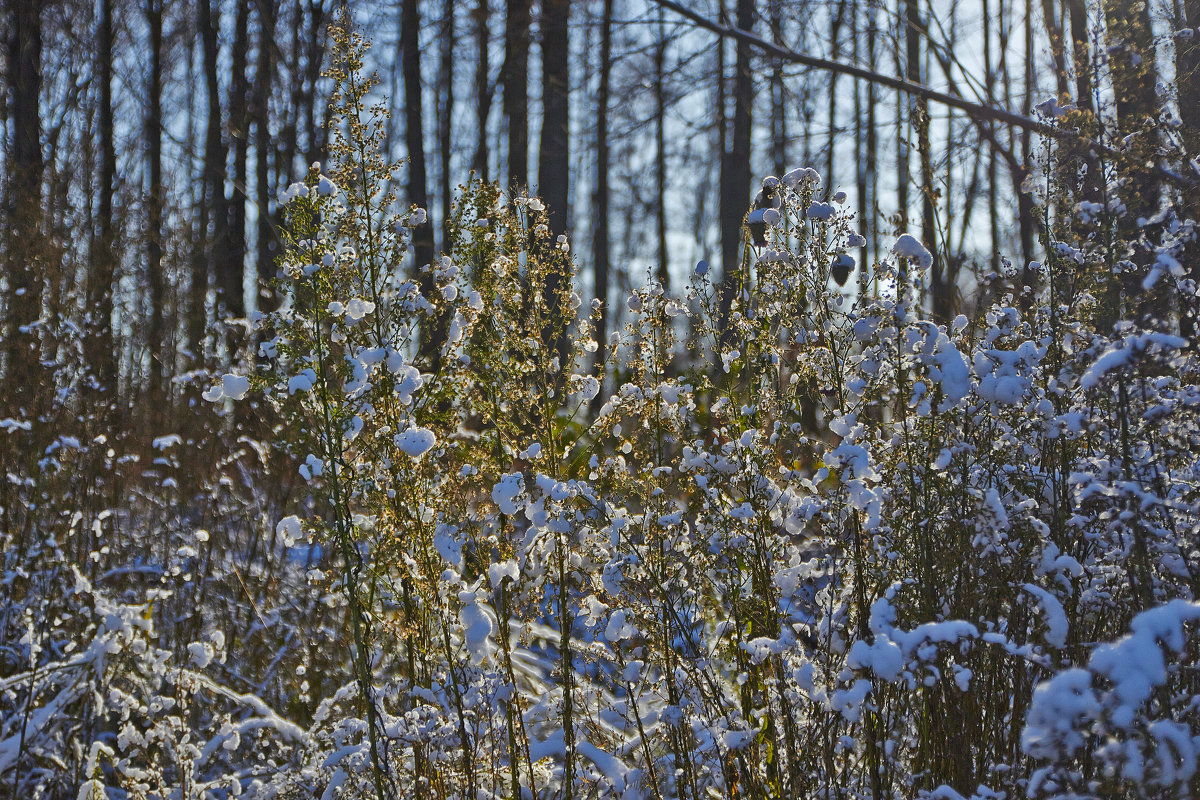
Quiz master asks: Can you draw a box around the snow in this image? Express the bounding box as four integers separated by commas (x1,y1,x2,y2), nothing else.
276,515,303,547
492,473,525,515
458,589,495,663
1079,333,1188,389
188,641,215,668
202,373,251,402
1022,584,1069,648
891,234,934,270
287,368,317,395
152,434,182,450
344,297,375,321
782,166,821,188
576,741,630,793
394,426,436,458
807,201,835,220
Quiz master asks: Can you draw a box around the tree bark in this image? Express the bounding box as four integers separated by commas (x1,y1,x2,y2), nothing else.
146,0,166,395
593,0,613,381
194,0,227,357
718,0,753,336
402,0,438,364
655,7,669,290
3,0,44,405
303,1,328,167
769,0,786,178
255,0,279,312
439,0,456,253
92,0,118,391
472,0,491,179
225,0,251,318
503,0,532,191
538,0,570,361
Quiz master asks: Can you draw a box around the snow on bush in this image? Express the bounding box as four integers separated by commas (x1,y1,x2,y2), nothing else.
6,21,1200,800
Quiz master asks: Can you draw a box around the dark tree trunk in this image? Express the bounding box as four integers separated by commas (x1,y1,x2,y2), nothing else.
145,0,165,393
826,0,846,194
654,7,669,290
439,0,456,252
282,0,303,179
255,0,279,312
984,0,1000,275
593,0,613,381
905,0,939,302
1104,0,1160,220
865,0,878,265
1040,0,1071,99
91,0,118,391
472,0,491,178
503,0,531,191
194,0,228,357
769,0,786,178
225,0,251,318
303,1,328,167
146,0,166,396
1179,0,1200,338
538,0,570,361
4,0,45,401
896,0,912,232
1018,0,1036,279
718,0,753,335
1065,0,1092,110
402,0,438,364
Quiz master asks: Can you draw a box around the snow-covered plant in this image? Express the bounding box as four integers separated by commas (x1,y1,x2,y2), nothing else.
76,18,1197,800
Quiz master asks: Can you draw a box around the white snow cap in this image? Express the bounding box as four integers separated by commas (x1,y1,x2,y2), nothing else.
782,166,821,189
202,373,251,403
276,515,303,547
344,297,376,322
316,175,338,197
891,234,934,270
394,426,436,459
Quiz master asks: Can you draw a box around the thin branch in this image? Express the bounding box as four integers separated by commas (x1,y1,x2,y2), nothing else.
652,0,1198,188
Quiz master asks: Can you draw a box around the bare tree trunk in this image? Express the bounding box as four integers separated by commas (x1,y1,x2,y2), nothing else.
303,1,328,167
826,0,847,194
146,0,166,396
718,0,753,335
1065,0,1092,109
539,0,571,362
1040,0,1071,98
195,0,227,358
1178,0,1200,338
769,0,786,178
92,0,118,391
1104,0,1159,217
655,7,669,289
439,0,456,252
865,0,878,267
503,0,532,191
593,0,613,382
984,0,1000,275
255,0,279,312
895,0,910,232
855,0,871,286
473,0,491,178
225,0,251,319
402,0,438,365
3,0,45,407
1018,0,1037,279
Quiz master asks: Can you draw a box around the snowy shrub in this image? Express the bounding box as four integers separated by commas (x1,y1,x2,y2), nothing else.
6,17,1200,800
